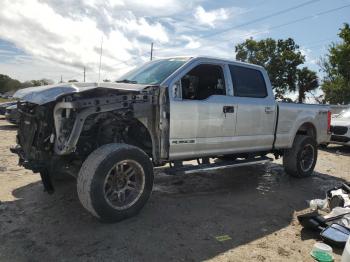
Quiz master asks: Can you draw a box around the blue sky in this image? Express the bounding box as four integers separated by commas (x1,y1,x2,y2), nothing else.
0,0,349,85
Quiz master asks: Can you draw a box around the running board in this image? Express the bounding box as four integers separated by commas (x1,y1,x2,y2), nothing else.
159,156,272,175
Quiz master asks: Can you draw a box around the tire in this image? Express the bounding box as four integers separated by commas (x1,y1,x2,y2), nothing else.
283,135,318,177
77,143,154,222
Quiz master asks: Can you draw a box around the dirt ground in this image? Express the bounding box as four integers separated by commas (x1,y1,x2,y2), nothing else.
0,118,350,262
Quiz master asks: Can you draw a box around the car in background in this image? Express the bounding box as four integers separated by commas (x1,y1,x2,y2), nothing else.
330,108,350,146
5,104,19,125
0,101,17,115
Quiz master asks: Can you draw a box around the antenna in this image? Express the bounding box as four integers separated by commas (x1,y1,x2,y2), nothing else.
98,37,103,82
150,42,153,61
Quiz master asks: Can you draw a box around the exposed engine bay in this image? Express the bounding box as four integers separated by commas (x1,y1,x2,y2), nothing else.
11,86,164,179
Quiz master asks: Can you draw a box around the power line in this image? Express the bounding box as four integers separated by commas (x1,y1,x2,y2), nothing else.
196,0,321,40
154,3,350,54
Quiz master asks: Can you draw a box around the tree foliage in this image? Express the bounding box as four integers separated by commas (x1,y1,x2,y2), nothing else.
21,79,54,88
296,67,319,103
321,23,350,104
235,38,318,100
0,74,21,93
0,74,54,94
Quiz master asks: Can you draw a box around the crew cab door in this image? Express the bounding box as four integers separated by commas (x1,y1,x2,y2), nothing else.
168,62,237,160
228,64,276,150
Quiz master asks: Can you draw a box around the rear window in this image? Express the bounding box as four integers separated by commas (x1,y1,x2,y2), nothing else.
229,65,267,98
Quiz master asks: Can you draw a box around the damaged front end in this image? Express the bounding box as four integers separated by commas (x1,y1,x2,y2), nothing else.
11,83,162,193
11,101,55,172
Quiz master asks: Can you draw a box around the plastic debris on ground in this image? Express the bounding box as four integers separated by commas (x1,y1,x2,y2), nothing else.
310,242,334,262
215,235,232,242
297,182,350,260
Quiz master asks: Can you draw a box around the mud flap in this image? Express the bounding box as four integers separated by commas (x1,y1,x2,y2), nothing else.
39,169,54,194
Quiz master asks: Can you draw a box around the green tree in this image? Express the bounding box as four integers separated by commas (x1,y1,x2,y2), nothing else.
68,79,78,83
321,23,350,104
235,38,305,99
0,74,21,93
21,79,53,88
296,67,319,103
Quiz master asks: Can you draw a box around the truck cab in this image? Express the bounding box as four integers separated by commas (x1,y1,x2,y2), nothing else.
164,57,276,160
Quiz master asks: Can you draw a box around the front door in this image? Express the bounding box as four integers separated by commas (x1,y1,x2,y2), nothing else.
169,63,237,160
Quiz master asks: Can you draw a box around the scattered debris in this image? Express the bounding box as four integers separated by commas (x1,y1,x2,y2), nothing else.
310,242,334,262
299,182,350,259
215,235,232,242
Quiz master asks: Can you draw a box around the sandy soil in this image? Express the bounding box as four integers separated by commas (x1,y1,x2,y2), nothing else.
0,118,349,262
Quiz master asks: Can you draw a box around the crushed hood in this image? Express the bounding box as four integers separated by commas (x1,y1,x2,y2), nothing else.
13,82,151,105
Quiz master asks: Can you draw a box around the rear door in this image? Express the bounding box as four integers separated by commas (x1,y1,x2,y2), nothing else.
228,64,276,150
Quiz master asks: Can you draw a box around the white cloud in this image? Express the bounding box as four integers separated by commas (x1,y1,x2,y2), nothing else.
0,0,265,82
194,6,229,27
300,47,318,66
0,0,172,80
181,36,201,49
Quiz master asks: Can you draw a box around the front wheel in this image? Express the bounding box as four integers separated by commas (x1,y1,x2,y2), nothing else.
283,135,318,177
77,143,154,222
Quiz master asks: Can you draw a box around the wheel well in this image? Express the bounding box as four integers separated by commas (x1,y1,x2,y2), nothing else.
123,119,153,156
296,122,317,139
78,113,153,158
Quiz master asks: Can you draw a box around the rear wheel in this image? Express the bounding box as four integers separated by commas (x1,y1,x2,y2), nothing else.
77,143,154,222
283,135,318,177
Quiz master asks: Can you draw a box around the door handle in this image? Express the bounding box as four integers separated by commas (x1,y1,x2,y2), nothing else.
223,106,234,114
265,107,274,114
223,106,234,117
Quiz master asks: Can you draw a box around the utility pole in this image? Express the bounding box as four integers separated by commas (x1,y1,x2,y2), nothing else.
83,67,86,82
60,75,63,83
98,37,103,82
150,42,153,61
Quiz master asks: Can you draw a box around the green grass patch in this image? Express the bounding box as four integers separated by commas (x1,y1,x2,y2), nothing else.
0,97,15,103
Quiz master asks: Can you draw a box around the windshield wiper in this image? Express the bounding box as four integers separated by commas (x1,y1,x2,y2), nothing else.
116,79,138,84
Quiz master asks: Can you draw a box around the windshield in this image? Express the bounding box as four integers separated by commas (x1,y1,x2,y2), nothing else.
338,108,350,119
117,58,188,85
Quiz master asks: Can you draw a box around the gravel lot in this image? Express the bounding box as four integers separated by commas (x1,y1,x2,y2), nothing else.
0,118,349,262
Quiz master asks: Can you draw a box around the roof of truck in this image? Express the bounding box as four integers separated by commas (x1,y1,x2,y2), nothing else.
157,56,265,70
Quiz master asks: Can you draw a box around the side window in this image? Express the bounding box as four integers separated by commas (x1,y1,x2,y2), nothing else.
180,64,226,100
229,65,267,98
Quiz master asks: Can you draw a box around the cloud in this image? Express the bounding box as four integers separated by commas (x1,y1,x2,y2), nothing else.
0,0,264,81
300,47,318,66
194,6,229,27
0,0,172,80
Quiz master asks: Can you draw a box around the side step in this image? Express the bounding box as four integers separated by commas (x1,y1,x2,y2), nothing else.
158,156,272,175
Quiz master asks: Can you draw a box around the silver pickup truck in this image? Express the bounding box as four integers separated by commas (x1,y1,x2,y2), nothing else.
12,56,331,222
